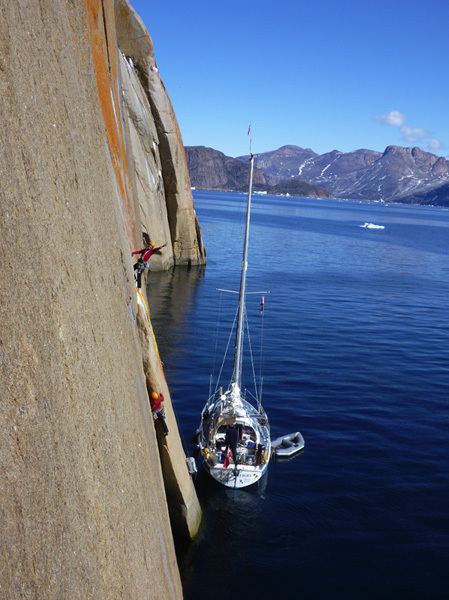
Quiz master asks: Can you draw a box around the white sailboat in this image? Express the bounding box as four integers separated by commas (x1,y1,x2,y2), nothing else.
197,149,271,489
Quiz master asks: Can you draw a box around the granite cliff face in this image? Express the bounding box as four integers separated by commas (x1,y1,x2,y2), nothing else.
1,1,203,598
93,0,206,268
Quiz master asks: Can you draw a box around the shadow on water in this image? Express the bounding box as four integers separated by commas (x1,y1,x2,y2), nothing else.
177,469,269,598
146,264,206,366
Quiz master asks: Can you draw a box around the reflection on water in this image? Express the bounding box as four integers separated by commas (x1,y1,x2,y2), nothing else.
146,264,206,368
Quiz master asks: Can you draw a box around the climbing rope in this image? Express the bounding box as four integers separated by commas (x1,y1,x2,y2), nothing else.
136,286,165,380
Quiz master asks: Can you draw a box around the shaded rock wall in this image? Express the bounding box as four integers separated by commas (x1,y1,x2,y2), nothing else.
0,0,202,597
114,0,205,267
135,290,202,541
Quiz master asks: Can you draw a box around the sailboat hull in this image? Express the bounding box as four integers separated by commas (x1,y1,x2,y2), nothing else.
197,392,271,489
205,461,268,489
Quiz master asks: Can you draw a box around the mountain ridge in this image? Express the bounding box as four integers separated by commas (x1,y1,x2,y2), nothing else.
186,144,449,205
239,144,449,204
185,145,331,198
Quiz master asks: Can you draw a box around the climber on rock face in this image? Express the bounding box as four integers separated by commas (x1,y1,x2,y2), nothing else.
132,242,167,288
150,391,169,436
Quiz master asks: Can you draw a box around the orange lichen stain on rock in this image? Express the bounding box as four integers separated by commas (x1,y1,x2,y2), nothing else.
83,0,138,248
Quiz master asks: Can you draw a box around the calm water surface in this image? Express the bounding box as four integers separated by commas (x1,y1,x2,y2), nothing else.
147,192,449,600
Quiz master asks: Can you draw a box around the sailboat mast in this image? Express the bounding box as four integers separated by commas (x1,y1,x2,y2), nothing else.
232,152,254,389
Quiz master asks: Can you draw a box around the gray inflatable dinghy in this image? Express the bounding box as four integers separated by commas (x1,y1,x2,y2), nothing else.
271,432,305,458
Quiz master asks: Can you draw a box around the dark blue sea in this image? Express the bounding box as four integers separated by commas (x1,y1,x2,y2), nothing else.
147,191,449,600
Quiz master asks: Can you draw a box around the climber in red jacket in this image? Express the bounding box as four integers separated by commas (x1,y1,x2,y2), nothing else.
150,391,169,435
132,242,167,288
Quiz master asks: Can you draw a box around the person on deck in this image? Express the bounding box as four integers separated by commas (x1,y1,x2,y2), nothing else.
150,391,169,436
255,443,264,466
132,242,167,288
225,425,239,465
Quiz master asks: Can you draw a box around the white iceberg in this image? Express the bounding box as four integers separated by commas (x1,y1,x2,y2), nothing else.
360,222,385,229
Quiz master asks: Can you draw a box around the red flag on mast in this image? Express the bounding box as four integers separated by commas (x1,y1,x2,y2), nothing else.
260,296,264,314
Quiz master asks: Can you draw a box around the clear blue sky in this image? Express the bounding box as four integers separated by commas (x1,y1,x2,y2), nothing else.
130,0,449,158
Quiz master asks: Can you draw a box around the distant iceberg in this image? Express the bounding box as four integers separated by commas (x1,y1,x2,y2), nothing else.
360,222,385,229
